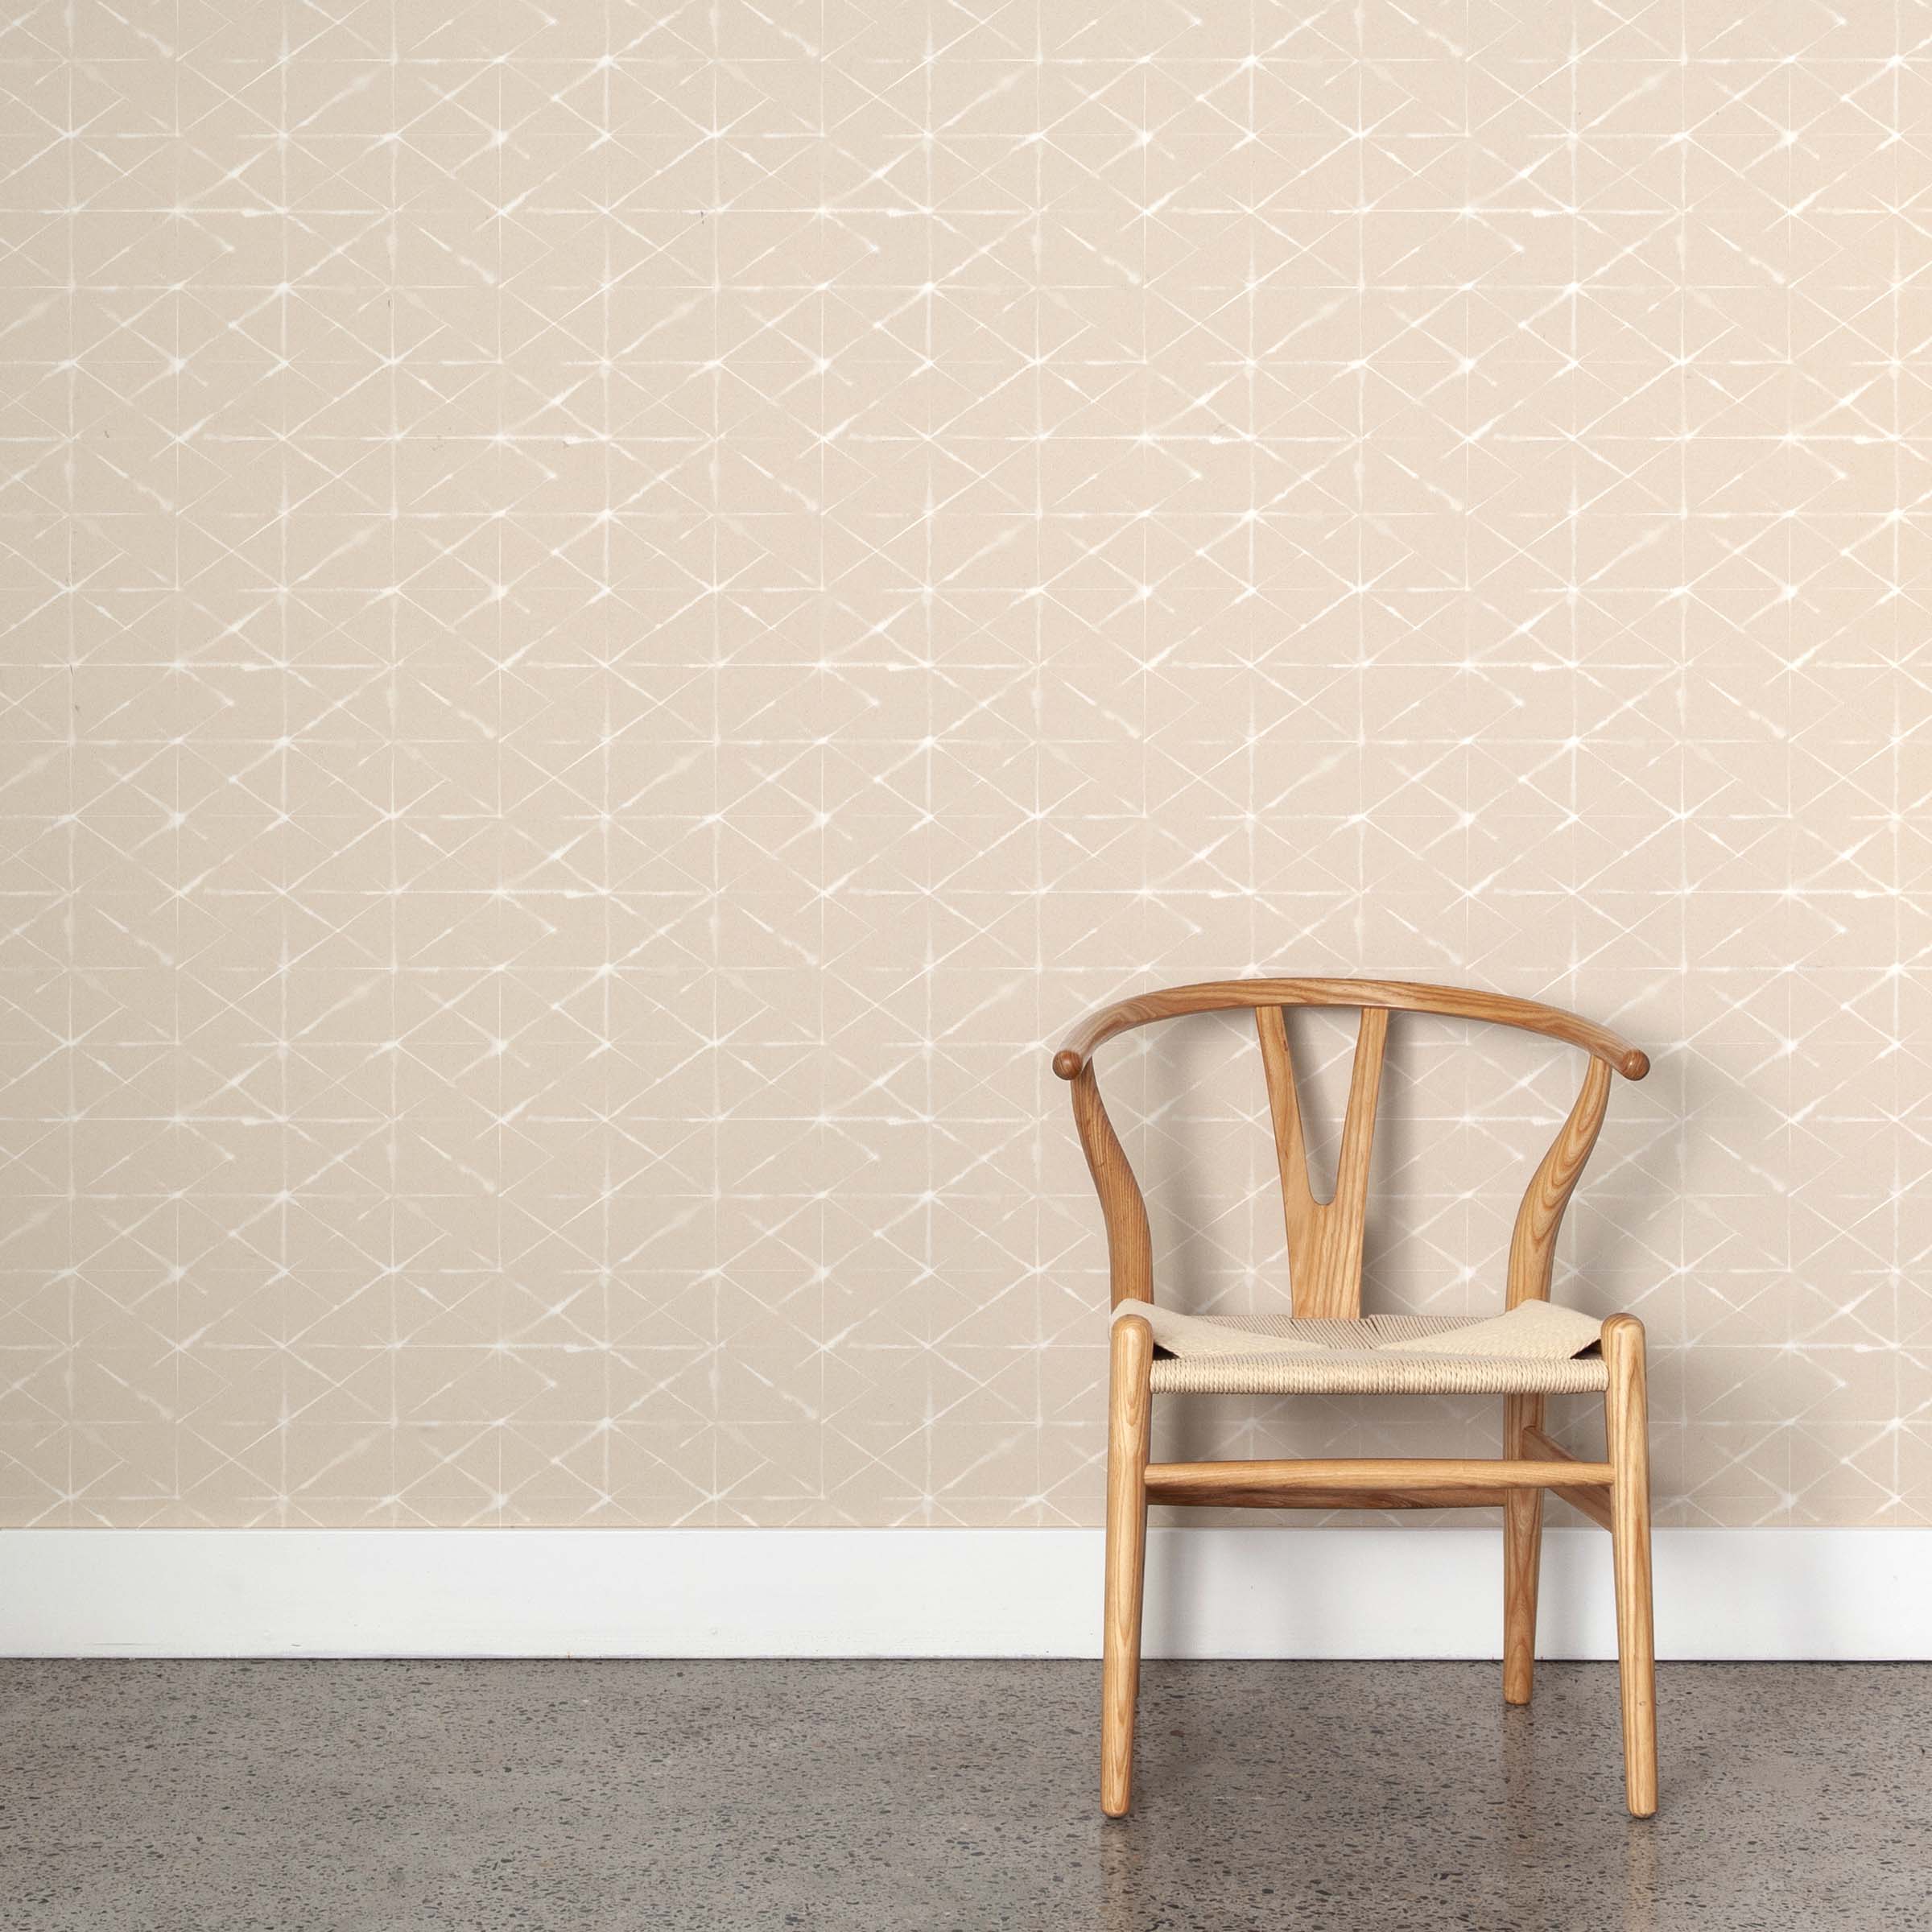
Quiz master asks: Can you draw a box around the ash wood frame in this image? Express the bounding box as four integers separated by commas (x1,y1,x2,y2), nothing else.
1057,977,1657,1819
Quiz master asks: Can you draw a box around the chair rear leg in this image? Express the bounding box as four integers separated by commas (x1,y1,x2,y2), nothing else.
1101,1311,1154,1817
1502,1393,1544,1705
1602,1315,1657,1817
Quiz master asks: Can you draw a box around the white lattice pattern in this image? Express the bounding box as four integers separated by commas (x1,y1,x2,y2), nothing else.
0,3,1926,1526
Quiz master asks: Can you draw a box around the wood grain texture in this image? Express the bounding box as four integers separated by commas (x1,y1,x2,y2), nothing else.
1141,1477,1521,1511
1100,1311,1153,1818
1502,1393,1544,1705
1506,1055,1612,1309
1603,1314,1658,1818
1053,976,1650,1083
1255,1003,1388,1317
1519,1424,1584,1465
1142,1458,1609,1504
1067,1065,1153,1311
1521,1423,1616,1531
1550,1479,1616,1532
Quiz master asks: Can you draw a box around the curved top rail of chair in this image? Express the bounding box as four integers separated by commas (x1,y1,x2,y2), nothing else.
1051,976,1650,1084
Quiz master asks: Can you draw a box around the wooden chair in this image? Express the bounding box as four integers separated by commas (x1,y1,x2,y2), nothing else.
1053,977,1657,1818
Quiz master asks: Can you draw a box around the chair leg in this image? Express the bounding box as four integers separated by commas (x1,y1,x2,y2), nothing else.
1602,1315,1657,1818
1502,1393,1544,1706
1101,1311,1154,1818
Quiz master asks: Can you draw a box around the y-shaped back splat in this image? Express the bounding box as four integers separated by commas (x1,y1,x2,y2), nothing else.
1255,1005,1388,1319
1057,978,1645,1319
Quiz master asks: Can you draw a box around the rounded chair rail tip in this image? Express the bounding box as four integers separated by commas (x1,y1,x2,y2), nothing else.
1620,1047,1651,1081
1051,1047,1084,1081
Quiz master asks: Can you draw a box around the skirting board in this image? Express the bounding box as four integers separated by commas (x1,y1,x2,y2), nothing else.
0,1527,1924,1661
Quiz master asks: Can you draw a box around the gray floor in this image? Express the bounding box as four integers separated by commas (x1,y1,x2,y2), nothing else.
1,1661,1926,1931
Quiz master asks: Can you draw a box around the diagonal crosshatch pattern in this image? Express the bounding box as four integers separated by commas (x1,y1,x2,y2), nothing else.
1,2,1928,1528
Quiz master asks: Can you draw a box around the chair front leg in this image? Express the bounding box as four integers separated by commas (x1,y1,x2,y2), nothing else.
1502,1393,1544,1705
1101,1310,1154,1817
1602,1314,1657,1817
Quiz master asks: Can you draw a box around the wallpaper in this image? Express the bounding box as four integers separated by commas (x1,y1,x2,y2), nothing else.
2,2,1927,1529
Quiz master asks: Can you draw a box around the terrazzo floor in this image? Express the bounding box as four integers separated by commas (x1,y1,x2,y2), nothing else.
1,1659,1925,1930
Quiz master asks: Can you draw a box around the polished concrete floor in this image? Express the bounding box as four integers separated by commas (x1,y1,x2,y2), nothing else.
1,1659,1925,1930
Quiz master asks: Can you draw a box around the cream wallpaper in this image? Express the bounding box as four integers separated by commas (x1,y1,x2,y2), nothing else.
2,3,1927,1529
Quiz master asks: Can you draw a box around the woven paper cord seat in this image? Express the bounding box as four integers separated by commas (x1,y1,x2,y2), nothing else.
1144,1311,1612,1397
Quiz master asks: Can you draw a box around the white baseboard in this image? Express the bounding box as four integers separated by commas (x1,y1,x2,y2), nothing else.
0,1527,1923,1661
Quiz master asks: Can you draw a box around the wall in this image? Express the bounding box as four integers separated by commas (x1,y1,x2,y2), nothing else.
2,3,1924,1530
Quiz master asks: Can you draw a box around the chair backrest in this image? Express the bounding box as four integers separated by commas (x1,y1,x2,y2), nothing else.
1052,977,1649,1319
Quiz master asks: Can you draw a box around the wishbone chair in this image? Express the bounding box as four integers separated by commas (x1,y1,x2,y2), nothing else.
1053,977,1657,1818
